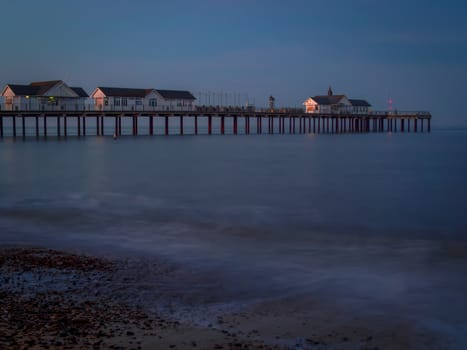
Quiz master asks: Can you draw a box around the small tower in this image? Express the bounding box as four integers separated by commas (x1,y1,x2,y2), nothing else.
269,95,275,111
327,86,333,96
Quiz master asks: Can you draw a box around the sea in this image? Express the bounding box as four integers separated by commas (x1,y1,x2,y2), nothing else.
1,125,467,347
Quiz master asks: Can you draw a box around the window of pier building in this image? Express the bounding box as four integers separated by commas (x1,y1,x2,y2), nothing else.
122,98,128,107
135,98,142,106
149,98,157,107
114,97,121,106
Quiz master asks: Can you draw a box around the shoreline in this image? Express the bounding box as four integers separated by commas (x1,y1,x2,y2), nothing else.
0,247,288,350
1,245,450,350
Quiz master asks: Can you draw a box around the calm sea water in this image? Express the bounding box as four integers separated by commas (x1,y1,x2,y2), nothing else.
1,130,467,346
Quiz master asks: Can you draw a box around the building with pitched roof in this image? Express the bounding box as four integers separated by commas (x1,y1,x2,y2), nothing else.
1,80,89,111
303,87,371,114
90,87,196,111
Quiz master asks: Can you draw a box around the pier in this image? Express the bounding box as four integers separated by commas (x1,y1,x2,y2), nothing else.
0,108,431,139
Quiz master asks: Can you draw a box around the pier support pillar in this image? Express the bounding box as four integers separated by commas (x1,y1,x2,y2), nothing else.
83,116,86,136
96,116,100,136
165,116,169,135
57,116,60,137
401,119,405,132
101,115,105,136
407,119,411,133
43,116,47,138
35,116,39,138
414,119,418,133
233,116,237,135
195,116,198,135
149,116,154,135
78,116,81,137
208,116,212,135
180,116,184,135
21,116,25,138
0,117,3,138
115,116,119,136
118,116,122,136
220,116,224,135
64,116,67,137
428,119,431,132
12,116,17,138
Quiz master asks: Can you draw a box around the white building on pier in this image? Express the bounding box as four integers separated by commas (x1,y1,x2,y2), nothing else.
90,87,196,111
303,87,371,114
1,80,88,111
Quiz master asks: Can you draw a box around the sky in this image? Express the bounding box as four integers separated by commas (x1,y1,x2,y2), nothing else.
1,0,466,126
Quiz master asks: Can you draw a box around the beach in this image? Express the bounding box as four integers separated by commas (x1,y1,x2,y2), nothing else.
1,245,458,350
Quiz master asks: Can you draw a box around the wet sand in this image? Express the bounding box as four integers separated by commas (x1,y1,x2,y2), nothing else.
0,247,448,349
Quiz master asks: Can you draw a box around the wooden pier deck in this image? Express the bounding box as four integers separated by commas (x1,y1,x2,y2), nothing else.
0,109,432,139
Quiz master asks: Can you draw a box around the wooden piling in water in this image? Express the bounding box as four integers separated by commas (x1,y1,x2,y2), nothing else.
115,116,119,136
35,116,39,138
12,116,17,138
0,110,433,139
43,116,47,138
77,116,81,137
21,116,25,138
57,116,61,137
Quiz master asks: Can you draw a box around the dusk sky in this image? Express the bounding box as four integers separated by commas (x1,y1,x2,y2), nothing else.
1,0,466,126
